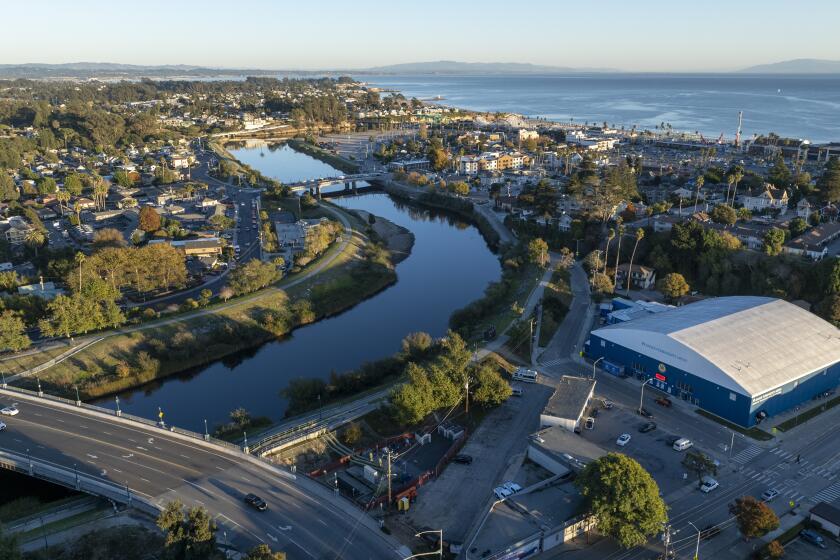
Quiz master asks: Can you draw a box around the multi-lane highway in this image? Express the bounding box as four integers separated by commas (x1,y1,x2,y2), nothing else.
0,389,405,559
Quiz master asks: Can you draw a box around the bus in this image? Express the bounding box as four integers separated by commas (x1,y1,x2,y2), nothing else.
512,368,538,383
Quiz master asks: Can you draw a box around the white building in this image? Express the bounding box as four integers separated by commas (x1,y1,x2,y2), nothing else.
738,184,789,212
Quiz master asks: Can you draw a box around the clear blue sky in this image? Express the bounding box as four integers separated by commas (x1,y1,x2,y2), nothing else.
4,0,839,72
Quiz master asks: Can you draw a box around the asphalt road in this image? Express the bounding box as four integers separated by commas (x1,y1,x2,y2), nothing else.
0,391,404,560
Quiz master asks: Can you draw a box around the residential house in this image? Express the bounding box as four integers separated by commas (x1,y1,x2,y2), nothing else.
17,279,64,300
518,129,539,142
782,222,840,261
615,263,657,290
0,216,34,245
557,213,574,232
458,155,480,175
796,198,813,219
738,183,789,212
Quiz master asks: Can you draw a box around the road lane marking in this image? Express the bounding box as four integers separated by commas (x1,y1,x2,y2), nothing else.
140,477,150,483
86,454,98,459
136,446,148,451
288,537,314,558
112,468,122,473
267,533,278,542
317,519,328,527
180,454,190,459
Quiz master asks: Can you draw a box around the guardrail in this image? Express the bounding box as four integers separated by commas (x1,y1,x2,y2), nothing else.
0,449,161,518
0,384,241,453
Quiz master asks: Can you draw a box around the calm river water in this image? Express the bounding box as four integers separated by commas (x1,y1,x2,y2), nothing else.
99,144,500,430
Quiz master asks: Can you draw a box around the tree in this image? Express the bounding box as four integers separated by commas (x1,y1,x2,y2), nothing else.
93,228,127,249
0,526,21,560
818,156,840,203
226,260,281,295
64,173,83,196
450,181,470,196
591,272,614,295
728,496,780,540
612,224,625,289
575,453,668,548
36,176,57,196
527,238,549,268
401,331,433,360
583,250,604,274
156,500,218,560
230,407,251,427
472,362,512,407
766,540,785,558
139,205,161,232
390,363,436,425
246,544,287,560
342,422,362,445
693,175,704,211
763,228,786,256
0,311,30,352
603,229,615,275
199,288,212,306
789,217,808,237
625,228,645,296
710,204,737,226
55,189,71,214
0,173,19,202
219,286,234,302
681,450,717,488
24,228,46,257
657,272,689,302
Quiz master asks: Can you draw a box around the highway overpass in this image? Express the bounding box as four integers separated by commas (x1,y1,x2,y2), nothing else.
0,387,407,560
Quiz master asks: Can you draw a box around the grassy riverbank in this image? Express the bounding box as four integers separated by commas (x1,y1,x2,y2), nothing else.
19,208,408,401
287,139,360,174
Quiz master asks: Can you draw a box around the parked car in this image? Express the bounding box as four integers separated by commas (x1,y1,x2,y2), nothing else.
639,422,657,433
0,406,19,416
503,482,522,494
699,476,719,493
799,529,826,548
761,488,780,502
637,408,654,419
452,454,473,465
665,436,682,447
655,397,672,408
0,421,6,431
602,399,614,410
672,438,693,451
616,433,631,446
585,417,595,430
493,486,513,500
244,493,268,511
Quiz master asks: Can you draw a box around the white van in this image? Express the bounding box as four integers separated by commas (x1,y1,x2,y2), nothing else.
673,438,693,451
511,387,524,397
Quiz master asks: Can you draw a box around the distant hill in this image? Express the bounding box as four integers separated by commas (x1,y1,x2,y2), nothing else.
361,60,617,75
0,63,304,80
739,59,840,74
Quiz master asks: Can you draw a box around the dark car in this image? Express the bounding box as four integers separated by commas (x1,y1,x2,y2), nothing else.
637,408,654,419
799,529,826,548
639,422,657,433
665,435,682,447
244,493,268,511
655,397,672,407
452,454,473,465
700,524,720,540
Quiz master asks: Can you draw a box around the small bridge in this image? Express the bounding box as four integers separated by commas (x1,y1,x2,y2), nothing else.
288,172,386,197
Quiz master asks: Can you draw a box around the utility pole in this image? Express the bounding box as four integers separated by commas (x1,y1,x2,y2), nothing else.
386,449,393,508
465,378,470,415
663,523,672,559
688,521,701,560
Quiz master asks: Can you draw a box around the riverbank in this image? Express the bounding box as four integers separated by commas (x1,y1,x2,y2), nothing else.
287,139,360,174
19,206,413,402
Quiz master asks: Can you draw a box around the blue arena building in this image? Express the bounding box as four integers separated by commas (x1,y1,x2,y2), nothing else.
586,296,840,427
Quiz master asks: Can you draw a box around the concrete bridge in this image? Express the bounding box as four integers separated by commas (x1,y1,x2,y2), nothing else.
288,172,386,197
0,386,406,559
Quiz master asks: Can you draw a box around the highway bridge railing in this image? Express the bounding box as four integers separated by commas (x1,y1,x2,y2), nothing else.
0,449,161,518
0,384,242,453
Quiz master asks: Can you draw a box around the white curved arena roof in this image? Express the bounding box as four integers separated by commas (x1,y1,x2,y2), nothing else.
593,297,840,397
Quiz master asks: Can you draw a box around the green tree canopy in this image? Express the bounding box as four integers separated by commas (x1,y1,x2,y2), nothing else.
575,453,668,548
527,238,550,267
0,310,31,352
710,204,737,226
763,228,786,256
657,272,689,301
472,362,512,407
226,260,281,296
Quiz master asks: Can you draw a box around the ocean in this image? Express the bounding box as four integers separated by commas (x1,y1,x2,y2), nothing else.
351,73,840,144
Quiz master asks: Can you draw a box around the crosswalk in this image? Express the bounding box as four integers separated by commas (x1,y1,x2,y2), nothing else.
768,448,839,481
539,357,566,368
731,445,763,464
813,482,840,504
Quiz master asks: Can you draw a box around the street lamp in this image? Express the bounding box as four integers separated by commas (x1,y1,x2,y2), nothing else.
74,385,81,407
403,529,443,560
204,419,209,441
114,396,121,417
592,357,604,379
687,521,701,560
317,394,322,420
639,377,654,414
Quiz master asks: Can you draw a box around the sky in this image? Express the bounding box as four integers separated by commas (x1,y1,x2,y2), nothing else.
3,0,839,72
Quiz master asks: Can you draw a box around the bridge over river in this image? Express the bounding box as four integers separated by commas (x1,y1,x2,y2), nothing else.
0,386,405,559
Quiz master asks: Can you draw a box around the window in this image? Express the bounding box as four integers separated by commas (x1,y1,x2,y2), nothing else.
601,340,605,348
729,392,737,401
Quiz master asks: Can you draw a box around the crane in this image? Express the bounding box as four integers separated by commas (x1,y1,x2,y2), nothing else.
735,111,743,148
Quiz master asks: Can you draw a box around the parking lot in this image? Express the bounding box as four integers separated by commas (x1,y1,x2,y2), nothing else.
783,532,840,559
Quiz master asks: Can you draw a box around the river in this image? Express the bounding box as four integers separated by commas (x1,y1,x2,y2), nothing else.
100,144,500,431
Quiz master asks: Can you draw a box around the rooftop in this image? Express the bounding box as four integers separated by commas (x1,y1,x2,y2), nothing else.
593,296,840,397
542,376,596,421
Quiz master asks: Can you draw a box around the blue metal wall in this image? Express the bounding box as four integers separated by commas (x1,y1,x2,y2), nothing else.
587,333,840,427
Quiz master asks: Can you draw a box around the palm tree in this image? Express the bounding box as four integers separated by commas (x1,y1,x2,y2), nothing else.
56,189,71,216
603,228,615,276
730,169,744,206
25,229,46,257
74,252,85,292
725,174,735,206
625,228,645,296
613,224,626,289
693,176,705,213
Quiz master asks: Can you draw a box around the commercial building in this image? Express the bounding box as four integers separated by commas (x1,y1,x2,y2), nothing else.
540,376,596,431
586,296,840,427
